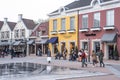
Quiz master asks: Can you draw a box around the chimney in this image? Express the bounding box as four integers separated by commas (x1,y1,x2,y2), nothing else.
18,14,23,21
4,18,8,23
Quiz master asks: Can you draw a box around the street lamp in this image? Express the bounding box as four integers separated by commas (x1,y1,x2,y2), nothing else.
22,36,27,57
88,38,90,62
10,32,13,49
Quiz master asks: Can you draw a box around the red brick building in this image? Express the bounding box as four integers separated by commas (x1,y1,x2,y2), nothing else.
78,0,120,60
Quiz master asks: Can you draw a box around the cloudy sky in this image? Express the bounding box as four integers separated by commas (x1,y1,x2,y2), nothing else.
0,0,74,22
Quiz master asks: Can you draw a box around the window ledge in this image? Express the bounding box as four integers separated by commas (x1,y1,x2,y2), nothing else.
67,29,76,33
58,30,66,34
50,31,57,35
103,25,115,30
79,28,89,32
91,27,101,31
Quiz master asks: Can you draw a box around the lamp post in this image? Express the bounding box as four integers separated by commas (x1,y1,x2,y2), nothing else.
88,38,90,62
22,36,27,57
10,32,13,49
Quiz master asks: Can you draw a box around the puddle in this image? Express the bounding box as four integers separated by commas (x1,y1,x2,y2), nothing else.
0,62,109,80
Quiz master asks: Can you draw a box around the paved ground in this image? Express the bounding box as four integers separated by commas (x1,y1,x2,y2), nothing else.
0,55,120,80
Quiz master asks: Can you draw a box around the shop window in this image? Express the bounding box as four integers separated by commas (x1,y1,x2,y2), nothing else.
94,42,100,53
82,42,88,51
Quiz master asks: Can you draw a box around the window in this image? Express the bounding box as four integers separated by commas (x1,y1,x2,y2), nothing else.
82,42,88,51
6,31,9,38
20,29,25,38
70,17,75,29
94,12,100,27
1,32,4,39
93,42,100,53
106,10,114,26
61,18,66,30
53,20,57,31
82,14,88,28
38,31,42,37
14,30,19,38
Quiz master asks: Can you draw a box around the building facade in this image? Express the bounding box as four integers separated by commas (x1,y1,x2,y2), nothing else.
48,0,120,60
0,18,16,52
48,6,78,57
78,0,120,60
13,14,37,56
31,21,49,55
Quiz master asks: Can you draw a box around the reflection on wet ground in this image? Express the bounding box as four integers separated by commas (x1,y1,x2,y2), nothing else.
0,62,79,77
0,62,109,80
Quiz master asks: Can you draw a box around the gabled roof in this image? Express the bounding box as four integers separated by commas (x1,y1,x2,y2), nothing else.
0,21,4,30
7,22,16,30
22,18,37,29
50,0,112,14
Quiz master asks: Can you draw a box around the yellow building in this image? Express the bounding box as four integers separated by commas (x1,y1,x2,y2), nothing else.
48,6,78,58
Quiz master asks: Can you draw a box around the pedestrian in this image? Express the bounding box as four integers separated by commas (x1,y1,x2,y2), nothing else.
47,48,51,63
98,50,105,67
11,48,14,59
81,50,87,67
92,50,98,67
78,50,82,62
63,47,67,60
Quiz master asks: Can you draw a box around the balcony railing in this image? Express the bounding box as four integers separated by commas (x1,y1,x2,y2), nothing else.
103,25,115,30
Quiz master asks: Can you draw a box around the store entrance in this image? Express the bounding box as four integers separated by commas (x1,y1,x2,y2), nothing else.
108,45,114,59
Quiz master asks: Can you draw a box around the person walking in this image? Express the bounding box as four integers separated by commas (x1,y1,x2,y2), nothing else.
98,50,105,67
78,50,82,62
92,50,98,67
11,48,14,59
81,50,87,67
47,48,51,63
63,47,67,60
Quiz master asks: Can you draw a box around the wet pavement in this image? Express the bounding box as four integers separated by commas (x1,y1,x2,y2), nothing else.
0,55,120,80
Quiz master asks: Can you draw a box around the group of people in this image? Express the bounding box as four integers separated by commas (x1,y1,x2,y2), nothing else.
91,50,105,67
53,47,105,68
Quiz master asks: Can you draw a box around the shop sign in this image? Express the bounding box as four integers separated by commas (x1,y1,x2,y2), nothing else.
63,35,72,38
85,33,96,36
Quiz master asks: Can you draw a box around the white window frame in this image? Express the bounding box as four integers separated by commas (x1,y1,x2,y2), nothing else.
106,10,114,26
94,12,100,27
70,17,75,29
82,14,88,28
53,20,57,31
61,18,66,30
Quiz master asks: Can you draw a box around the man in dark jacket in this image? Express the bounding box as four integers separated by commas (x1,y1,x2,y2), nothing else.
98,50,105,67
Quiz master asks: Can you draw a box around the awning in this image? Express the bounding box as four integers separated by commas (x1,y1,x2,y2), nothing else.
101,33,116,42
27,40,34,45
47,37,58,44
0,42,11,46
13,41,21,46
35,39,48,44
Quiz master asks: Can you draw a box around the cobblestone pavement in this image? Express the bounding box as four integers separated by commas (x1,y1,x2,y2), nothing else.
0,55,120,80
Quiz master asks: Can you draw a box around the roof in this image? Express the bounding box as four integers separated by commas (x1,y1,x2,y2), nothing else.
22,18,37,29
7,22,16,30
30,21,49,36
51,0,113,14
0,21,4,29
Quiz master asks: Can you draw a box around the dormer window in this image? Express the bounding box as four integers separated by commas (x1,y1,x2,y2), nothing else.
91,0,101,6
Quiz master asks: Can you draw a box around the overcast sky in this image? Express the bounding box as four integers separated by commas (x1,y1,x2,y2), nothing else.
0,0,74,22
